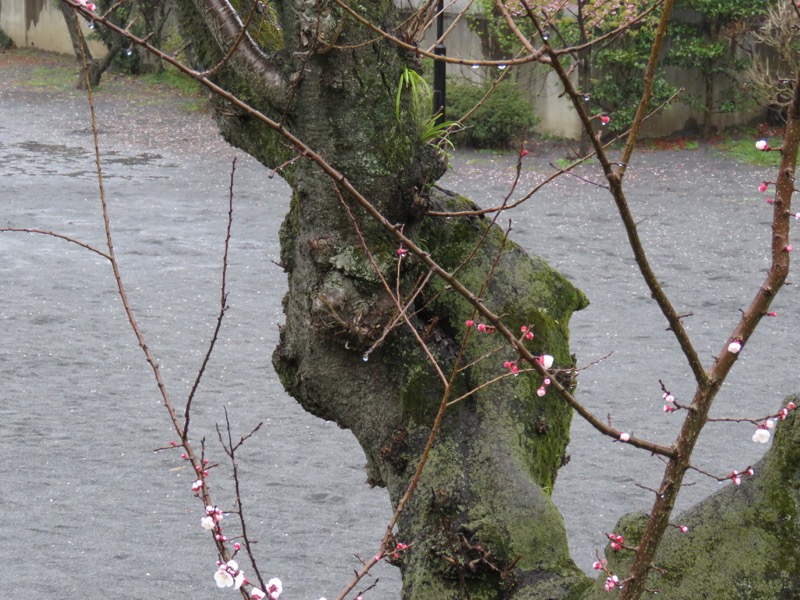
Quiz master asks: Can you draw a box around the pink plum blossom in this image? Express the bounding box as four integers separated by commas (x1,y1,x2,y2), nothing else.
728,340,742,354
755,139,770,151
759,182,768,192
251,589,266,600
619,432,630,442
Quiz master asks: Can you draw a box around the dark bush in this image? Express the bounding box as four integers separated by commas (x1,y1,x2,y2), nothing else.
446,78,536,148
0,27,15,51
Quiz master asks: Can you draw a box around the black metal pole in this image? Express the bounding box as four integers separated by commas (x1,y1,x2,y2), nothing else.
433,0,446,125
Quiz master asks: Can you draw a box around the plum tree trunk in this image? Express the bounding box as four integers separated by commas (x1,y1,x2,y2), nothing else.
173,1,590,597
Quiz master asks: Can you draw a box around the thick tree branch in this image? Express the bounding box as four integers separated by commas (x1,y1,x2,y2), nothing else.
190,0,286,91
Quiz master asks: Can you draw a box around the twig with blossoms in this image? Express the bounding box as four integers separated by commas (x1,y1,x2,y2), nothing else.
707,399,798,430
41,14,271,599
658,380,685,414
688,464,756,486
216,407,267,592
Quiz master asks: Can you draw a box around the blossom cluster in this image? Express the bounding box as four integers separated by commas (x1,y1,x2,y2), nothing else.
750,400,796,444
729,467,754,486
213,560,282,600
604,574,620,591
591,559,622,591
201,505,225,531
465,320,496,334
214,560,245,590
662,391,677,413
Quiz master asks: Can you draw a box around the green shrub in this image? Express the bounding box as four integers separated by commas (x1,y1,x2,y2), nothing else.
446,78,536,149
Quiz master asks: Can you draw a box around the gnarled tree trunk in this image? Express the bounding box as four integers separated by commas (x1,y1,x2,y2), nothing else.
173,1,590,597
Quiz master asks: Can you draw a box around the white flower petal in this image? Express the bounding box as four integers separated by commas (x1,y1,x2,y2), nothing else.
214,570,233,588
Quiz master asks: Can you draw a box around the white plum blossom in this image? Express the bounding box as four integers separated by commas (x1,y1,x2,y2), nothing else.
728,340,742,354
752,427,771,443
214,560,245,589
214,569,233,588
251,588,266,600
538,354,554,369
201,516,215,530
266,577,283,599
619,432,631,442
755,139,770,151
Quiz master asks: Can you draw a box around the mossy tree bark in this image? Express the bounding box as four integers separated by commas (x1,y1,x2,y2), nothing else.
173,1,590,597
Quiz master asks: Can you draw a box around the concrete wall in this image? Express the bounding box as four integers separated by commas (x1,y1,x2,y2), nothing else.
1,0,104,55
